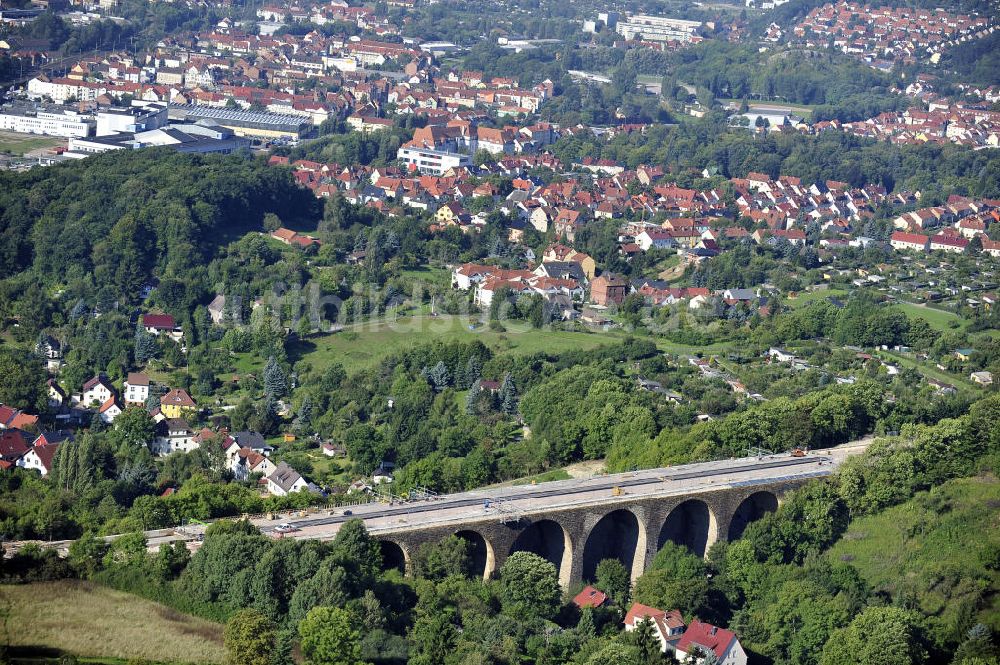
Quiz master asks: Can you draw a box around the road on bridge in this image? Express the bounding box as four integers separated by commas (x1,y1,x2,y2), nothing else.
254,442,867,543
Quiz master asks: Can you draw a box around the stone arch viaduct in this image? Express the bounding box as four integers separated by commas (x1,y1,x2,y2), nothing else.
369,477,799,587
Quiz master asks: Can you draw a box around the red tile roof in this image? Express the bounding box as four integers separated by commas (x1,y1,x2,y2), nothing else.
572,585,608,608
143,313,177,330
0,430,31,460
676,620,739,661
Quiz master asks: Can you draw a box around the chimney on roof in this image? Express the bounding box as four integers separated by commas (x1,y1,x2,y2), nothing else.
711,626,718,635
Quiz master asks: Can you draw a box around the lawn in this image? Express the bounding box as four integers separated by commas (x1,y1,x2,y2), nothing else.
289,316,627,373
0,131,63,155
0,580,226,663
786,288,849,309
400,266,452,288
826,475,1000,631
894,301,963,332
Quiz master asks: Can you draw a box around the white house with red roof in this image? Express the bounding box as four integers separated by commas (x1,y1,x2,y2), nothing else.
623,603,687,653
929,233,969,254
18,442,60,476
233,447,277,481
142,313,183,342
890,231,929,252
674,619,747,665
98,397,124,424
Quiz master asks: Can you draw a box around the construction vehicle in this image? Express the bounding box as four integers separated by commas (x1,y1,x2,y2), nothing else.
611,486,624,496
791,448,806,457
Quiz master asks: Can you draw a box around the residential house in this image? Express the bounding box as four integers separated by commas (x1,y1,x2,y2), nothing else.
232,447,277,481
971,371,993,385
160,388,196,419
533,261,587,284
623,603,686,654
266,461,308,496
541,244,596,280
929,234,969,254
0,429,31,465
890,231,929,252
674,620,747,665
98,396,123,424
452,263,496,290
0,405,38,430
767,347,796,362
590,274,629,306
143,313,183,342
231,430,271,454
207,294,227,325
124,372,150,406
47,379,66,408
636,229,676,252
81,374,116,407
18,441,60,476
572,586,608,609
35,335,62,371
151,418,196,456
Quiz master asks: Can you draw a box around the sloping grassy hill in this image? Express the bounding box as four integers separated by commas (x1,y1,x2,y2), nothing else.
0,580,225,663
827,474,1000,644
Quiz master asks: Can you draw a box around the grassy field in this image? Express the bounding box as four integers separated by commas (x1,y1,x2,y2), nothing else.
786,288,849,309
0,581,225,663
826,475,1000,631
0,130,63,155
289,316,629,373
400,266,452,288
894,301,963,332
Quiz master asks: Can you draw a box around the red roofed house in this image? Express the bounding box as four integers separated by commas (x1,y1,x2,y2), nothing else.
143,313,183,342
0,405,38,430
675,620,747,665
890,231,930,252
18,442,60,476
98,396,124,424
160,388,197,419
572,585,608,609
929,233,969,254
623,603,686,653
0,429,31,463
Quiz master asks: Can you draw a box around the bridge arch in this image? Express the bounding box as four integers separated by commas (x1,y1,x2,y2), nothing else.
378,539,408,574
582,508,646,582
455,529,495,580
727,491,779,541
510,519,574,588
658,499,716,557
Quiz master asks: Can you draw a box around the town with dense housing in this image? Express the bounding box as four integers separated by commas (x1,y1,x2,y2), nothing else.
0,0,997,662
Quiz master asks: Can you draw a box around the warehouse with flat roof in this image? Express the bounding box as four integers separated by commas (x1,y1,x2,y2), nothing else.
167,104,309,139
